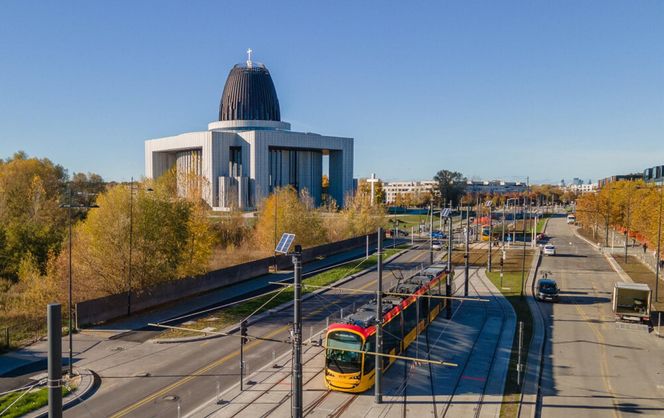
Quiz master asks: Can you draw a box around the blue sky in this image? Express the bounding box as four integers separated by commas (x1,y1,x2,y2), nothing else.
1,1,662,184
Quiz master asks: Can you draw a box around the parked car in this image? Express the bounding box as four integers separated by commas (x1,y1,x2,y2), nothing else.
432,241,443,251
536,278,560,302
431,230,447,239
543,244,556,256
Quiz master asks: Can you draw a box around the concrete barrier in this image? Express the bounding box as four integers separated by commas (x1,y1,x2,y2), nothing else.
76,234,379,326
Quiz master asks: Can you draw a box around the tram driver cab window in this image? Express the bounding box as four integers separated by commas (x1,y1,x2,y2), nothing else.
326,331,362,374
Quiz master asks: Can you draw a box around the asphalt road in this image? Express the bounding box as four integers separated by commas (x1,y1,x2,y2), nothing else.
65,243,437,417
538,217,664,417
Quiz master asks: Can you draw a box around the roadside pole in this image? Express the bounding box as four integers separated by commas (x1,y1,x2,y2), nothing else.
375,228,383,404
517,321,524,386
292,245,303,418
465,205,470,297
240,320,247,391
488,203,493,272
48,303,62,418
366,234,369,260
520,202,528,297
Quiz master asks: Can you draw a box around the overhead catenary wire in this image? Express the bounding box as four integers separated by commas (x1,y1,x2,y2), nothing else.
268,281,490,302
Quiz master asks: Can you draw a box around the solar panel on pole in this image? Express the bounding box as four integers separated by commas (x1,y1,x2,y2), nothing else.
275,233,295,254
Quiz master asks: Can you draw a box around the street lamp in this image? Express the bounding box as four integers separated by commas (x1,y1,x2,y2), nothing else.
127,177,153,316
60,185,98,377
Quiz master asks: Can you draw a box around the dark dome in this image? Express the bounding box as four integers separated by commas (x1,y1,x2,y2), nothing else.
219,63,281,122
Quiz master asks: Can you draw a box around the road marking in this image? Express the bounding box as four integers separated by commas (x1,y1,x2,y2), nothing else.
111,248,427,417
570,280,622,418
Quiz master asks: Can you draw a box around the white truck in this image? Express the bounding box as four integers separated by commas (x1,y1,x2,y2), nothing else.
612,282,651,323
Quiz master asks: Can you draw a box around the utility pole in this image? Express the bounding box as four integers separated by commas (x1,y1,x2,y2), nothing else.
292,245,303,418
48,304,62,418
465,204,470,297
375,228,383,404
67,187,73,377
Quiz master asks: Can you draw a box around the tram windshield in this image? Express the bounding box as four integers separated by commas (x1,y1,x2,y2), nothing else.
326,331,363,374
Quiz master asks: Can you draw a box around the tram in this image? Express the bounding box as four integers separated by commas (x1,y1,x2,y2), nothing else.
481,225,491,241
323,265,451,392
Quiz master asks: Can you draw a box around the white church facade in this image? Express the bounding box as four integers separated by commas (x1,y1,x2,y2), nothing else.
145,51,354,210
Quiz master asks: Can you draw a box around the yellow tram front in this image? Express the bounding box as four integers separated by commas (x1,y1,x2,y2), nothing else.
324,325,374,393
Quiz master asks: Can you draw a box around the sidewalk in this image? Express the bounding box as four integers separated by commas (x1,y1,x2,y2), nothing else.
188,266,515,418
0,241,395,381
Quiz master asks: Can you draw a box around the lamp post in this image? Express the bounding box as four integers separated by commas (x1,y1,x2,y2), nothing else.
60,185,98,377
127,179,153,316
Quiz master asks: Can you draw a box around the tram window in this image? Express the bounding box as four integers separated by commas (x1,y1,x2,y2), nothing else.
403,302,416,332
364,337,375,373
326,331,362,373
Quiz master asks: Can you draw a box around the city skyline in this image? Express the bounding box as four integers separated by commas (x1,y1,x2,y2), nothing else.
1,1,662,184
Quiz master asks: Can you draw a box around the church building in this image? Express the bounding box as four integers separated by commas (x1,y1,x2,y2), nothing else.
145,50,354,210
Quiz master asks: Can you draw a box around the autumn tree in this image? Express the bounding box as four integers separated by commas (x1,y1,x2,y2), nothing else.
254,187,327,251
0,152,68,281
433,170,466,206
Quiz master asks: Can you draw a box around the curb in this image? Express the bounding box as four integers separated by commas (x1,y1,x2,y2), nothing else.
23,368,98,418
518,248,544,418
150,246,412,344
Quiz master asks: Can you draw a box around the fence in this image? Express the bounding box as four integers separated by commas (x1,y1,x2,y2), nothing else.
591,224,661,273
1,315,49,352
76,233,381,327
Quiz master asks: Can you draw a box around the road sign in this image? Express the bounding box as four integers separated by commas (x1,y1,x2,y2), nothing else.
441,208,451,218
507,235,512,242
275,233,295,254
485,201,493,207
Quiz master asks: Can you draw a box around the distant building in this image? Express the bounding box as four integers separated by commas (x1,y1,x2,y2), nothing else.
597,174,642,189
643,164,664,184
383,180,437,204
565,183,597,194
145,51,353,210
463,180,527,195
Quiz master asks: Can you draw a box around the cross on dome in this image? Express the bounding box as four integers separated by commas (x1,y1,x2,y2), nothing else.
246,48,253,67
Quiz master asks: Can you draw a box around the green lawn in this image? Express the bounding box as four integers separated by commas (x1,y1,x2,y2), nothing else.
486,268,533,418
158,245,408,338
0,386,71,418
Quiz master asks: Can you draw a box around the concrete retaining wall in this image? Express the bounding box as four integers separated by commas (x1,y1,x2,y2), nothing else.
76,233,379,326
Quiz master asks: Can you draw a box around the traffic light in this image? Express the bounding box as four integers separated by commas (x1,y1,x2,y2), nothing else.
240,320,248,345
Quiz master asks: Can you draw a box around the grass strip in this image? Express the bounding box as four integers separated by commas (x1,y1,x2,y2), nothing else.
0,386,72,418
486,263,533,418
158,246,408,339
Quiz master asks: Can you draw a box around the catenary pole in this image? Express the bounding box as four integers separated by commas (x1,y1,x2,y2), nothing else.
447,203,453,319
465,204,470,297
375,228,383,403
292,245,303,418
429,203,434,264
48,303,62,418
